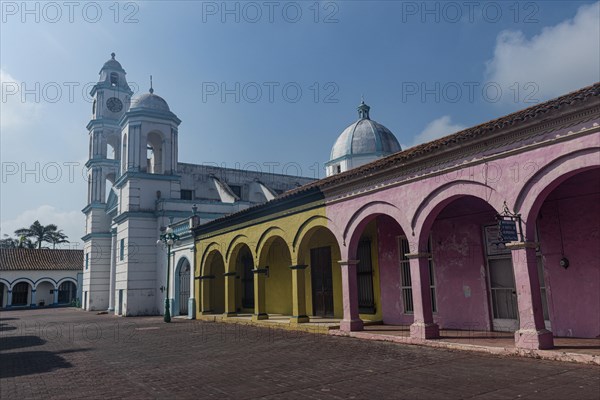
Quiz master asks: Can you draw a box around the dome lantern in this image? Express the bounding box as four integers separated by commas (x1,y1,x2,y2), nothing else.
325,100,401,176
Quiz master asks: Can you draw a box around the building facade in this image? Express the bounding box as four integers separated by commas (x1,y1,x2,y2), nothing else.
82,54,313,317
193,83,600,350
0,249,82,308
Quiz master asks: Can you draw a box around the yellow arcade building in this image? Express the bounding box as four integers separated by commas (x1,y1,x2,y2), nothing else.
192,186,384,327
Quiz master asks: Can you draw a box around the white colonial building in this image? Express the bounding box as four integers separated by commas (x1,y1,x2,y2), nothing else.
0,249,82,308
82,53,312,317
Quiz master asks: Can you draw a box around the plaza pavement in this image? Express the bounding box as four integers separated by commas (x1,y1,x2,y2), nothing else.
0,308,598,399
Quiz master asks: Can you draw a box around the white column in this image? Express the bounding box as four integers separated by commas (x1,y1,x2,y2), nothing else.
53,288,59,305
108,230,117,311
188,252,195,319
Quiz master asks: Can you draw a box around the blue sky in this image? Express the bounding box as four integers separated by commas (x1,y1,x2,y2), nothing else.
1,1,599,246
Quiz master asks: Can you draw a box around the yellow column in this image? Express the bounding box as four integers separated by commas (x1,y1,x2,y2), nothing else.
223,272,237,317
199,276,213,315
252,267,269,321
290,265,309,324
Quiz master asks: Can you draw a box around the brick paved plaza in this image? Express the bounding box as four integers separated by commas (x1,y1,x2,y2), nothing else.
1,308,599,399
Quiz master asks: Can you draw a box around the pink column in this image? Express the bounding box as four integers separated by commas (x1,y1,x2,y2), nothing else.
339,260,363,331
508,242,554,349
408,254,439,340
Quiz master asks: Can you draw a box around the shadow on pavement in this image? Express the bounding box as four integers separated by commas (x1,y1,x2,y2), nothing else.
0,350,74,379
0,323,17,332
0,335,46,351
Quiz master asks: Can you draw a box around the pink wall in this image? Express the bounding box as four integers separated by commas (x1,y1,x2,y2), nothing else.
326,122,599,337
537,169,600,338
376,216,413,325
429,197,495,331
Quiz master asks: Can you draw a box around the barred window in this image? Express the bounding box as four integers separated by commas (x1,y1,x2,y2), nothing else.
398,235,437,313
398,236,413,313
357,240,375,313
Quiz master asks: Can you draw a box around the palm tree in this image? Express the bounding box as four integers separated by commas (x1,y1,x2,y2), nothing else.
49,230,70,249
14,220,59,249
0,234,18,248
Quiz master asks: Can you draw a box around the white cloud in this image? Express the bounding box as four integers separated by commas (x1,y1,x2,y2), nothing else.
485,2,600,103
1,205,84,249
411,115,467,146
0,68,44,132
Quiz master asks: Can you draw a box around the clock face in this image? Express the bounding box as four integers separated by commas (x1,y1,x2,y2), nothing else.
106,97,123,113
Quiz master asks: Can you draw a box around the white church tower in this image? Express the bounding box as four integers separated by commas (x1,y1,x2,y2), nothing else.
82,53,314,316
113,79,182,315
82,53,133,311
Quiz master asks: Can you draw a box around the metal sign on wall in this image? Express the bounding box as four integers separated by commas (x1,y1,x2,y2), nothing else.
496,201,524,244
498,219,519,242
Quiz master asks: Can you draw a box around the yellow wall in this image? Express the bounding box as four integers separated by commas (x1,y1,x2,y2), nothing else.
195,201,347,319
356,220,383,322
263,237,293,315
194,201,385,321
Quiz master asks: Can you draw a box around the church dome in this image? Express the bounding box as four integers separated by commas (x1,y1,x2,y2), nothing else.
330,101,401,161
101,52,124,72
130,90,171,112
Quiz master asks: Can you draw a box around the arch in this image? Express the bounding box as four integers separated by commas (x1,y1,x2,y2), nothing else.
9,278,35,290
56,277,78,287
343,201,405,256
11,281,31,306
292,215,331,253
412,181,501,249
34,278,57,290
0,277,11,288
258,235,293,315
255,226,287,260
146,130,165,174
201,249,226,314
0,281,7,308
514,147,600,237
225,234,250,263
416,194,500,332
106,133,121,160
532,167,600,338
174,256,191,316
57,281,77,304
228,242,255,311
199,242,223,275
296,225,343,318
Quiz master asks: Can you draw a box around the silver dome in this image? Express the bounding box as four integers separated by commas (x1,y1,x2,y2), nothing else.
130,92,171,112
330,101,401,161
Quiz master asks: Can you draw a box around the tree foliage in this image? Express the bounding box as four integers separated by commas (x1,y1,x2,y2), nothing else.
2,221,70,249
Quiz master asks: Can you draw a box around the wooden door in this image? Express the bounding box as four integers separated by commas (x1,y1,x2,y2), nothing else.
311,246,334,317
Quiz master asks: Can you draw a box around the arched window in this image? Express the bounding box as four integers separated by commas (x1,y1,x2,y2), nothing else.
146,132,164,174
58,281,77,304
110,72,119,87
12,282,29,306
122,134,127,173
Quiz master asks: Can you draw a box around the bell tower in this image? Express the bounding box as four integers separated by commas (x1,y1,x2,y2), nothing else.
82,53,133,311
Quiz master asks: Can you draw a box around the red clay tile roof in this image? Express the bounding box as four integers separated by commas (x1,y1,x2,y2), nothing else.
287,81,600,194
195,82,600,231
0,249,83,271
